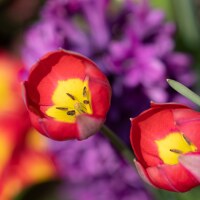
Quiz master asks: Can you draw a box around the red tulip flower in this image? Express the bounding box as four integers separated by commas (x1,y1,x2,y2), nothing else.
130,102,200,192
24,50,111,141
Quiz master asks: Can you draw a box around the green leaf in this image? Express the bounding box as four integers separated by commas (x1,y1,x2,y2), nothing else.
167,79,200,106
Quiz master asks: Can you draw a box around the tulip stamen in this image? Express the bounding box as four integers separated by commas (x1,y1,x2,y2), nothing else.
66,93,75,100
182,134,192,145
83,100,89,104
66,87,91,115
170,149,183,154
67,110,76,116
63,87,90,116
83,86,87,97
56,107,68,111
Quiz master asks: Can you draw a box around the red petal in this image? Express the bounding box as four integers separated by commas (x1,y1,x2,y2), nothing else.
84,59,109,84
179,153,200,182
150,102,190,109
147,163,199,192
26,51,62,105
23,81,44,118
50,51,86,80
27,105,78,141
26,50,87,105
173,108,200,125
137,132,162,166
177,120,200,150
89,78,111,119
137,109,175,139
134,159,156,187
131,106,176,140
76,115,104,140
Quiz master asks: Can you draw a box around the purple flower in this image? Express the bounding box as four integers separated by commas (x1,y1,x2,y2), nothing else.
49,134,153,200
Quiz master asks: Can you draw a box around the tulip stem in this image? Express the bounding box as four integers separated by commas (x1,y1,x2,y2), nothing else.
100,124,134,166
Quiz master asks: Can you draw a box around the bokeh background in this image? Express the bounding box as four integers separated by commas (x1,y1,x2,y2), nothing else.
1,0,200,199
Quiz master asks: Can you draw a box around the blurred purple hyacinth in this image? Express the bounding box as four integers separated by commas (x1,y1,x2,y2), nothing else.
50,134,152,200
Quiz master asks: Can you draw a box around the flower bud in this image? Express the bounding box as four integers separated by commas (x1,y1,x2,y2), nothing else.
23,49,111,140
130,102,200,192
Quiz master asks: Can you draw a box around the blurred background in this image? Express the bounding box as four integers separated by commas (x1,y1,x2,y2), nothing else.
1,0,200,199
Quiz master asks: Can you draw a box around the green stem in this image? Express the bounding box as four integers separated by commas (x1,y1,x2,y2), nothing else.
100,124,134,166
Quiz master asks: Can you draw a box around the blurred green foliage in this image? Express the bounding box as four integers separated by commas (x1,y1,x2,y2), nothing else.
14,180,65,200
152,187,200,200
151,0,200,52
0,0,45,48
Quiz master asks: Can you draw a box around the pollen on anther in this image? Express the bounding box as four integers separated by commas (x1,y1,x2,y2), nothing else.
83,86,87,97
66,93,75,100
170,149,183,154
56,107,68,111
67,110,76,116
83,100,89,104
182,134,192,145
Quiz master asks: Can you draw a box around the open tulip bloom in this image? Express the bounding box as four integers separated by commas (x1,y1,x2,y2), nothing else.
23,50,111,141
130,102,200,192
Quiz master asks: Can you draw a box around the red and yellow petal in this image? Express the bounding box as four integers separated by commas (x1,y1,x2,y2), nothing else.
28,108,78,140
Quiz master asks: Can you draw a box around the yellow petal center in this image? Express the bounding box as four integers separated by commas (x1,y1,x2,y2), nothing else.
156,132,197,165
45,78,92,123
